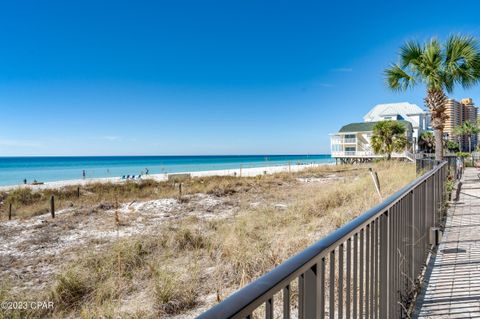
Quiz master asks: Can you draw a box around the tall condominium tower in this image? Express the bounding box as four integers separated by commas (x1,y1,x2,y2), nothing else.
444,98,478,151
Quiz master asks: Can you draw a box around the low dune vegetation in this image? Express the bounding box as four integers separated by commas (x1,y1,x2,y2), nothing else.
0,161,415,318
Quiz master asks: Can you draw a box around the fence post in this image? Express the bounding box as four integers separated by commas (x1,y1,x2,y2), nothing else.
432,171,436,227
304,264,318,319
369,168,382,200
77,186,80,198
50,195,55,218
8,203,12,220
379,210,390,318
410,190,415,292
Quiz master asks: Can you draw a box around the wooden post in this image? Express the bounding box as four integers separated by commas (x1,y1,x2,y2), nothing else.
50,195,55,218
8,203,12,220
77,186,80,198
369,168,382,200
179,183,182,198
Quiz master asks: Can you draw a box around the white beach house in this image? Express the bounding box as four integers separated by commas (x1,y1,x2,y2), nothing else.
330,121,414,163
363,102,430,143
330,102,427,163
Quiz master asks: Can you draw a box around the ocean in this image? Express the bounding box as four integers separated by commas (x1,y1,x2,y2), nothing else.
0,155,333,186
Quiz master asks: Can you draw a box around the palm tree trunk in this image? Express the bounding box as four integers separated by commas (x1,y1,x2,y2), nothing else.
425,89,448,161
434,129,443,160
469,135,472,153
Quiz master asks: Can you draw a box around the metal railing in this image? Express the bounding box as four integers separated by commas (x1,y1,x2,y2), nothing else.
198,161,448,319
416,155,458,176
331,150,413,159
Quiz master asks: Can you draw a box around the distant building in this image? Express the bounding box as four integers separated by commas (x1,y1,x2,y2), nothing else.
330,120,413,164
444,98,478,151
330,102,426,163
363,102,429,145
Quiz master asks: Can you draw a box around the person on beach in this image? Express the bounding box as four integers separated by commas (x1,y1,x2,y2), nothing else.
145,168,149,175
82,170,86,179
23,178,27,184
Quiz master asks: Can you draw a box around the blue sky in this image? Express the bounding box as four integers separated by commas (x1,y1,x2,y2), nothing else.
1,0,480,156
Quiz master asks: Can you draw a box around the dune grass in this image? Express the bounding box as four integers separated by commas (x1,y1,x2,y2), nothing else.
0,161,415,318
0,164,364,220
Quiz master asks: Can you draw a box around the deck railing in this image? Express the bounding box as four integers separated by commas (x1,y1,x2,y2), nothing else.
197,161,447,319
331,150,411,159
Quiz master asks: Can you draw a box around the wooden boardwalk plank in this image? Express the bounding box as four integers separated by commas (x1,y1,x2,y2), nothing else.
415,167,480,318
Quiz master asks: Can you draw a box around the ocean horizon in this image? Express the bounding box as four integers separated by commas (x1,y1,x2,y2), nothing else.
0,154,333,186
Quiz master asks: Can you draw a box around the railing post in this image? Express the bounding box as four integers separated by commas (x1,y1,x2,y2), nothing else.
379,210,389,318
320,258,326,319
338,244,344,319
410,190,415,291
299,274,304,319
433,170,437,227
330,250,336,319
283,285,290,319
346,239,351,318
304,264,318,319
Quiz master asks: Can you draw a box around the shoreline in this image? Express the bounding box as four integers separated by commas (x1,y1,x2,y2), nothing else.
0,162,335,191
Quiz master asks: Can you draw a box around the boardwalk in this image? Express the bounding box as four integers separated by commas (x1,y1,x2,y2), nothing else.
416,167,480,318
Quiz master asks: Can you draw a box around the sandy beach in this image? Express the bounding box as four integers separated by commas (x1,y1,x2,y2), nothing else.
0,163,331,191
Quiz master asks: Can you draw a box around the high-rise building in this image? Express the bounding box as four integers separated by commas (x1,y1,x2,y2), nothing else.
444,98,478,151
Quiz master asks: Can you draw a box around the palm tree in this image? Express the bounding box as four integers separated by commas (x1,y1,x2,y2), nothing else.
453,121,479,152
385,35,480,160
371,120,408,160
445,139,460,153
419,131,435,153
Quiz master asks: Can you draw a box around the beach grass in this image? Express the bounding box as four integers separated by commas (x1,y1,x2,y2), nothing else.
0,161,415,318
0,164,357,220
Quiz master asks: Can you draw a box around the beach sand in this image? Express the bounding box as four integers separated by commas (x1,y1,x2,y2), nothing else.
0,163,331,191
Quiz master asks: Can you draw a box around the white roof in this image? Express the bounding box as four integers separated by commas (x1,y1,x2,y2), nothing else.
363,102,426,127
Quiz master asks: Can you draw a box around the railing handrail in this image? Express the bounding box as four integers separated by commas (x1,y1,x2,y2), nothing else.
197,161,447,319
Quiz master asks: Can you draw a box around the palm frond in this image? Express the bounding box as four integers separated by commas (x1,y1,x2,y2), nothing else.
384,64,416,91
421,38,443,90
444,35,480,90
400,41,423,68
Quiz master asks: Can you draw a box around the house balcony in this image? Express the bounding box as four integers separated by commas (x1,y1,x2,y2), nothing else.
332,150,374,157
